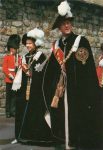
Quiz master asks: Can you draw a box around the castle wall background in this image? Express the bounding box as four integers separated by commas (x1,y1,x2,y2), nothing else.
0,0,103,113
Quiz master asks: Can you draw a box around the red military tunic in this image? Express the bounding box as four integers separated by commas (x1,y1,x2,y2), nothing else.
2,54,22,83
96,54,103,87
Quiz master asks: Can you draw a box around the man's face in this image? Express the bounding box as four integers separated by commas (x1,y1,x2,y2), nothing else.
59,20,72,36
10,48,17,55
26,39,36,53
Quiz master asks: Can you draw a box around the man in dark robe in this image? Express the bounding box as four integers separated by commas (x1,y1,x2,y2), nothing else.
43,1,103,149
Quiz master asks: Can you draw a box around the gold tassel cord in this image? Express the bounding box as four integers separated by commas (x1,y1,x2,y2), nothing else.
51,72,65,108
63,50,73,64
26,78,31,101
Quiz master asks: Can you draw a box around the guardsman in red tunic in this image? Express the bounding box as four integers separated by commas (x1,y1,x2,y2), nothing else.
96,43,103,124
2,34,21,118
96,43,103,87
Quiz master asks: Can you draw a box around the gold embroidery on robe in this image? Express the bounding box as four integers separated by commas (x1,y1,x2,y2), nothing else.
75,47,89,64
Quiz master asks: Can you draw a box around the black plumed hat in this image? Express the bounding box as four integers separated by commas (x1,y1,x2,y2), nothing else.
52,15,74,30
22,33,27,45
22,33,36,46
22,28,44,47
52,0,74,30
7,34,21,50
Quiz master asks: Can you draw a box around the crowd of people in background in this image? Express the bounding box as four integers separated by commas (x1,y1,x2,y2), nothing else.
2,0,103,150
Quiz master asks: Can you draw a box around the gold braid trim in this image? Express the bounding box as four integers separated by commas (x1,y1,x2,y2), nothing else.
26,78,31,101
63,50,73,64
51,73,65,108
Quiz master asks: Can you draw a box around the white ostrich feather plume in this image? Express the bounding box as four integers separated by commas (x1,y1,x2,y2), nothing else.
35,39,44,47
27,28,44,46
99,59,103,67
58,1,73,18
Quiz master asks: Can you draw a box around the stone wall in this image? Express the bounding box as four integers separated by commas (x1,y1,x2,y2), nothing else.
82,0,103,6
0,0,103,112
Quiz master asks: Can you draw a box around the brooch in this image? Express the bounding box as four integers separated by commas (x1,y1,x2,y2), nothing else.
75,47,89,64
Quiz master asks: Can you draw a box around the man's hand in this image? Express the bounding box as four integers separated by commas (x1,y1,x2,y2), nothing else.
8,73,14,80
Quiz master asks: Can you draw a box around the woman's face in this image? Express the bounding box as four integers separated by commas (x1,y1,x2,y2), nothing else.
26,39,36,53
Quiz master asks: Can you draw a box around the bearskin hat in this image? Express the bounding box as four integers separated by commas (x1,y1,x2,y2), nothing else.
7,34,21,51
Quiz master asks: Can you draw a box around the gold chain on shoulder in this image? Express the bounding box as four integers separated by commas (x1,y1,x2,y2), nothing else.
63,50,73,64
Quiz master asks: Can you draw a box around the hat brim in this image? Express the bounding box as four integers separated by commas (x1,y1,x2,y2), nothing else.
22,33,27,45
22,33,36,45
52,15,74,30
